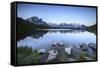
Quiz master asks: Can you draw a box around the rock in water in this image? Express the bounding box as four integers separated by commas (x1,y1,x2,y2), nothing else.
38,49,46,54
80,43,89,51
52,43,57,46
46,50,58,62
65,47,71,55
58,42,65,46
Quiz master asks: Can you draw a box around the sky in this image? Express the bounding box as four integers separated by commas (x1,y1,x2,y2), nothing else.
17,3,96,26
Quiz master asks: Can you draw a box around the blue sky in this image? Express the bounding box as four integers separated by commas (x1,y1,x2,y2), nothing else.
17,3,96,26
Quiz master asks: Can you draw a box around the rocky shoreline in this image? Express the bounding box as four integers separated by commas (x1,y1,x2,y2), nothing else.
37,42,96,63
17,42,96,65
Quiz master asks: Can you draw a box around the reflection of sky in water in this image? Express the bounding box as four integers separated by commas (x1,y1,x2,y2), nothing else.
17,30,96,50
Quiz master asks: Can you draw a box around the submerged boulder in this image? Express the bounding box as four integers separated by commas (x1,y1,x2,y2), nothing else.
65,47,72,55
80,43,89,51
46,50,58,62
58,42,65,47
38,49,46,54
52,43,58,46
52,42,65,47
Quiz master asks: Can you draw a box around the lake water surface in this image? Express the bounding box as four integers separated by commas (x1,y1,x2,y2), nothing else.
17,29,96,50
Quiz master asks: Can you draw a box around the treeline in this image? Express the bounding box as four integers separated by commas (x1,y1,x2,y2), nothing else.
86,24,97,34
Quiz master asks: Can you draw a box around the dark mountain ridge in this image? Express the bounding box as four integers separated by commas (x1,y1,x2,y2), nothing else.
86,24,96,34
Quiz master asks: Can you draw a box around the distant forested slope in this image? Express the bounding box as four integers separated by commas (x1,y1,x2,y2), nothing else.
86,24,97,34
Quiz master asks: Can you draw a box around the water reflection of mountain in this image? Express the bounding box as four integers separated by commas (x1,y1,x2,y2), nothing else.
17,30,48,40
17,29,86,40
44,29,86,33
31,30,48,39
60,29,85,33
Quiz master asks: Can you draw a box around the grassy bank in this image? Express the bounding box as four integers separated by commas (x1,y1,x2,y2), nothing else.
17,46,40,65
